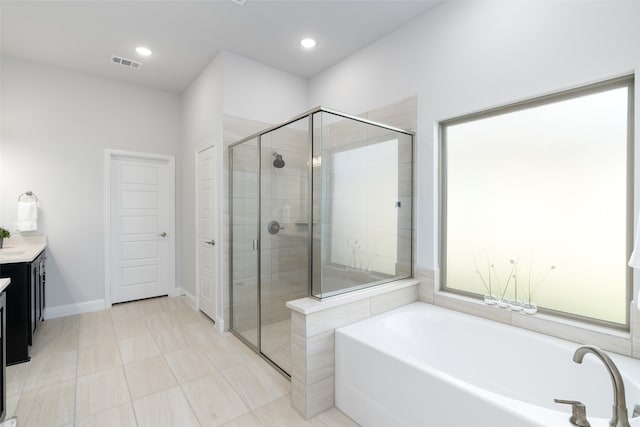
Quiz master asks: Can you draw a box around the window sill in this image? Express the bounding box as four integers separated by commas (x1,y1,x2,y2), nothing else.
431,289,632,357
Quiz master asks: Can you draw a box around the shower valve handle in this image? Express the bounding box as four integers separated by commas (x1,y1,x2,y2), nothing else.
267,220,284,235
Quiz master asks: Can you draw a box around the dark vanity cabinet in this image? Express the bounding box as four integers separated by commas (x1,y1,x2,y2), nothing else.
0,250,45,365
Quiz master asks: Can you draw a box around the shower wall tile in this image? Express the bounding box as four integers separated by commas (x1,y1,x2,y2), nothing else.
224,115,269,146
291,328,334,387
291,312,305,337
512,312,630,356
371,285,418,316
231,252,258,279
434,291,512,325
266,248,308,274
305,331,334,384
289,281,419,419
416,268,435,303
232,198,259,225
323,120,367,150
291,330,306,382
291,376,334,420
290,377,307,418
305,299,370,338
364,97,418,132
305,376,334,419
632,304,640,358
397,196,412,227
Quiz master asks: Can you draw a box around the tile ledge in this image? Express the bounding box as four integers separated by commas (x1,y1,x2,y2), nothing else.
286,279,419,315
434,290,631,341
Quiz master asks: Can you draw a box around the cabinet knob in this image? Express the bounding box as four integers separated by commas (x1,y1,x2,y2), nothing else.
157,232,167,237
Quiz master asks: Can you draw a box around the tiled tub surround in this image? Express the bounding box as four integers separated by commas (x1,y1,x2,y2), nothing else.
415,267,639,359
287,279,419,419
5,296,358,427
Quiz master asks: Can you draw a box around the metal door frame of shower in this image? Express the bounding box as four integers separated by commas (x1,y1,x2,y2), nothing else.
228,106,415,378
228,132,291,378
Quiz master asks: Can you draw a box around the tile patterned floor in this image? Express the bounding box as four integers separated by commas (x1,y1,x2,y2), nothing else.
5,296,359,427
248,319,291,374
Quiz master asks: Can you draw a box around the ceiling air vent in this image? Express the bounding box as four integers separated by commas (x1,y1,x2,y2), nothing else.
111,55,142,70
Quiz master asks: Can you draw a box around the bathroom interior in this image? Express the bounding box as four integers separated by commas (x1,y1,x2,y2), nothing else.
1,1,640,426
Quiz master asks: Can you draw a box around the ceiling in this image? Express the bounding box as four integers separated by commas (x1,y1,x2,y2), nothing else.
0,0,441,94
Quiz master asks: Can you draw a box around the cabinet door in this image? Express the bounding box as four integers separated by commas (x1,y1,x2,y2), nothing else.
38,258,45,322
29,256,42,344
0,292,6,420
29,262,36,345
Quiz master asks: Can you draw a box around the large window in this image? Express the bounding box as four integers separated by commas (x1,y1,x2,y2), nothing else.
441,76,633,327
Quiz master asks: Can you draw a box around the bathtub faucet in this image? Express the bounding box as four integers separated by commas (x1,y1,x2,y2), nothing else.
573,345,630,427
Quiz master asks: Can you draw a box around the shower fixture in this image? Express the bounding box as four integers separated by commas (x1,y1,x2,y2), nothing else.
273,152,285,168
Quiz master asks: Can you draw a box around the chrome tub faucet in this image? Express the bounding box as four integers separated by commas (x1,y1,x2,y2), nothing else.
573,345,630,427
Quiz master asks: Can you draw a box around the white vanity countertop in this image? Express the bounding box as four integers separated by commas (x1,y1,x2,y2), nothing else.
0,235,47,264
0,278,10,293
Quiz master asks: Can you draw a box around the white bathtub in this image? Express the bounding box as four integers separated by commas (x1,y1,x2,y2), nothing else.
335,302,640,427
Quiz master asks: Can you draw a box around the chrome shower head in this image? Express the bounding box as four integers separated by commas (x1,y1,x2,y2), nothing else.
273,153,285,169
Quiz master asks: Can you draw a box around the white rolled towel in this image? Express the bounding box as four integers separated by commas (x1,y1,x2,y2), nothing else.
16,200,38,231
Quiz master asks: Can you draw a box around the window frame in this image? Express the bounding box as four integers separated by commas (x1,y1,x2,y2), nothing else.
439,75,635,330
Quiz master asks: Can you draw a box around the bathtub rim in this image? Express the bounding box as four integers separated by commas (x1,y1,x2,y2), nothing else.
334,301,640,427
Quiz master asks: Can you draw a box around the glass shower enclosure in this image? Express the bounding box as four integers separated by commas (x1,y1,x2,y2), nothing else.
230,107,413,375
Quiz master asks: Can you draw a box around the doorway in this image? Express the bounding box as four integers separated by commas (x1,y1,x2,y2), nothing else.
105,150,176,306
196,143,218,322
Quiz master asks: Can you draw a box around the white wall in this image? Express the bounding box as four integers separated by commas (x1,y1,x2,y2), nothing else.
309,0,640,276
221,51,308,125
0,56,182,311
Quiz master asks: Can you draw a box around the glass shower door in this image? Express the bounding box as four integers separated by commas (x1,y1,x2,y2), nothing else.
230,137,260,348
259,117,310,374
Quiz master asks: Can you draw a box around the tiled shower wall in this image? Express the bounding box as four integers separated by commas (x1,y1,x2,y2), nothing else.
222,96,417,331
311,107,415,297
259,124,310,325
223,115,270,332
223,116,310,332
289,96,419,419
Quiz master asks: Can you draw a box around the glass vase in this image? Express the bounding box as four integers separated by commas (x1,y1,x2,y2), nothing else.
484,294,498,305
497,297,510,308
509,299,523,311
523,302,538,315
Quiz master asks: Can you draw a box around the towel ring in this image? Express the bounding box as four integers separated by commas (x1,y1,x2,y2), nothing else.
18,191,38,202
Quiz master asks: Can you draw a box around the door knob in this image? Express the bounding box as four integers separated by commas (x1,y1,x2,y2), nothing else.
157,232,167,237
206,240,215,246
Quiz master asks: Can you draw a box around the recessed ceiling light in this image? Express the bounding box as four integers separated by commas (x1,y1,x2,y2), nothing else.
135,46,152,57
300,38,316,49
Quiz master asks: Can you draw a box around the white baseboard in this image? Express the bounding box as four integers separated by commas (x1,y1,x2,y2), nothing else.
45,299,106,319
216,317,226,332
180,288,197,310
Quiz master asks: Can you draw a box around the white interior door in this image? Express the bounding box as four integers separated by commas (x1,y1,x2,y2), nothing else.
110,154,174,303
197,145,217,320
